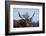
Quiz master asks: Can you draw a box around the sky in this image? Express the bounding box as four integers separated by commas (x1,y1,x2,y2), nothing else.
13,8,39,22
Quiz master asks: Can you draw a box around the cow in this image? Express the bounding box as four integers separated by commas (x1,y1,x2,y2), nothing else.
14,12,35,27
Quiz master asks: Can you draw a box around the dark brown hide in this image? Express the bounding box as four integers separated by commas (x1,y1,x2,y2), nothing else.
14,19,26,27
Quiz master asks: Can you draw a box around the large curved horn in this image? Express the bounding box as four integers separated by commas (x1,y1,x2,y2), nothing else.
29,12,35,21
18,12,21,18
18,12,24,19
31,12,35,18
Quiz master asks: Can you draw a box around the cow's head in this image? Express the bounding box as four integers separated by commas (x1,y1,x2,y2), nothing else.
18,12,35,24
18,12,35,23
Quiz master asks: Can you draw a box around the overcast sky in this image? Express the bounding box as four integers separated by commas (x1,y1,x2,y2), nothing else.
13,8,39,22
